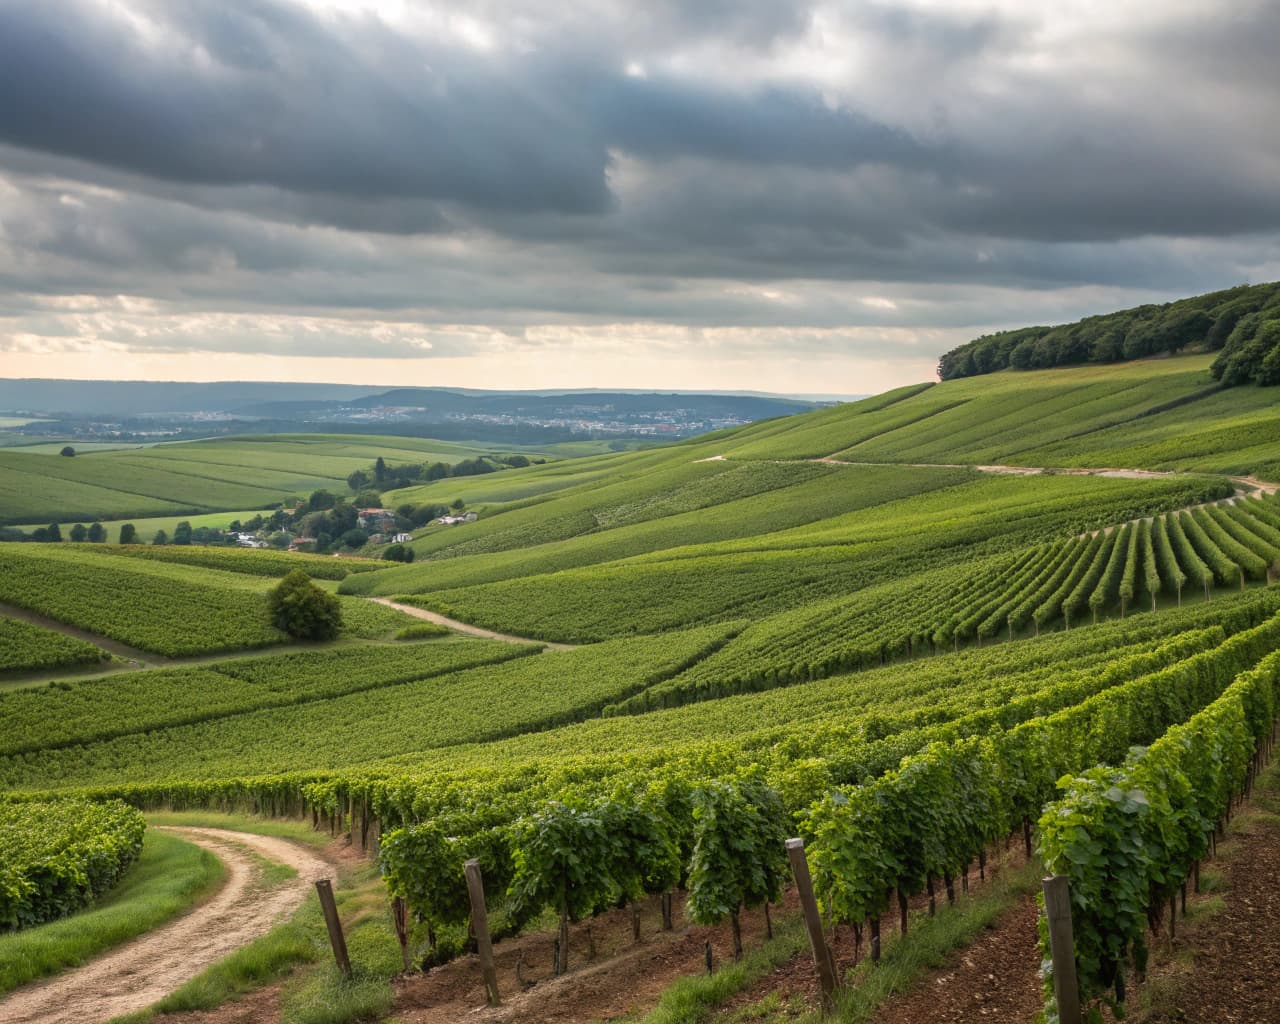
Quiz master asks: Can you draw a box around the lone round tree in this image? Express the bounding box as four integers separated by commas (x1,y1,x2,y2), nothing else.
268,569,342,641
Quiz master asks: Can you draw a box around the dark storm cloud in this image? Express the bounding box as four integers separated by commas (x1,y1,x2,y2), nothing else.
0,0,611,212
0,0,1279,362
0,0,920,216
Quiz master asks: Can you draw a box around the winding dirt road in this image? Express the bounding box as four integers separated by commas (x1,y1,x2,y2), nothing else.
369,597,577,651
0,828,329,1024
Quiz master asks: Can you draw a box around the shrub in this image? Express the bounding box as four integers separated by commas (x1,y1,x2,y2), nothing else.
267,570,342,641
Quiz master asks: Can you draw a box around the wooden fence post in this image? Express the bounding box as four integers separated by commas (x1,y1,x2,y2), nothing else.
315,879,351,977
464,858,501,1006
1042,875,1082,1024
786,838,838,1008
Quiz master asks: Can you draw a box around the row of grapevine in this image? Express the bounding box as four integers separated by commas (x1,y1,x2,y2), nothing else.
1039,648,1280,1017
73,542,385,580
380,777,788,970
0,799,145,930
0,640,535,757
610,496,1280,716
30,591,1279,815
0,624,743,788
365,614,1276,976
14,602,1273,981
803,612,1280,937
0,617,107,674
0,546,285,656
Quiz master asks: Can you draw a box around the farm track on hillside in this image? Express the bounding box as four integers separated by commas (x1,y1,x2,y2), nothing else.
0,828,329,1024
0,600,157,667
369,598,578,651
705,455,1278,540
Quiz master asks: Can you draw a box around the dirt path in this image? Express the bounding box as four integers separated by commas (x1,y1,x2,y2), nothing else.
708,454,1278,497
870,894,1042,1024
1137,768,1280,1023
369,598,577,651
0,600,157,667
394,889,794,1024
0,828,329,1024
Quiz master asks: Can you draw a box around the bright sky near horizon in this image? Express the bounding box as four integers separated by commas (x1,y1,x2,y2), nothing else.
1,0,1278,393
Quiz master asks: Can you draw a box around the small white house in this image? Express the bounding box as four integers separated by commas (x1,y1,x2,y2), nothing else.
435,512,478,526
392,532,413,543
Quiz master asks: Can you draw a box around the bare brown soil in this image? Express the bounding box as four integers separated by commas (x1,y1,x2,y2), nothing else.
0,828,329,1024
392,889,798,1024
1136,801,1280,1022
871,895,1041,1024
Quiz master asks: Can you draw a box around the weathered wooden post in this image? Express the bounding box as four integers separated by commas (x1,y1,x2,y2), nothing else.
464,858,500,1006
1042,875,1082,1024
315,879,351,977
786,838,838,1008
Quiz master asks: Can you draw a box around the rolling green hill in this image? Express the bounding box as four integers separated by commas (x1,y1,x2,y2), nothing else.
0,434,539,525
3,347,1279,1021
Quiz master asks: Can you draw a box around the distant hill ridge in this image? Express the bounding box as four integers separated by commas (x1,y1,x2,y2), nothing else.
939,281,1280,386
0,380,826,419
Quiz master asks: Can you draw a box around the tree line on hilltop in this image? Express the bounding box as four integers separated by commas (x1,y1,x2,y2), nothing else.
938,281,1280,385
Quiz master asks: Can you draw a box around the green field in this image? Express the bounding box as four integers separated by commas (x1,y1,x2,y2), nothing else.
0,434,552,525
3,349,1280,1021
0,617,108,675
14,509,277,544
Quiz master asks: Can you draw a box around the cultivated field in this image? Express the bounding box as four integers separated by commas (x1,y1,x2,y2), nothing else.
2,352,1279,1024
0,434,544,525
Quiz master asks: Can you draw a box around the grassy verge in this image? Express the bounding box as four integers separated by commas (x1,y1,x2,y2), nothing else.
276,861,401,1024
634,914,809,1024
0,830,225,996
146,809,333,848
115,827,399,1024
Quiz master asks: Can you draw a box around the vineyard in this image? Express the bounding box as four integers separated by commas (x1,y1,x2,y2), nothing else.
0,546,285,656
96,543,385,580
0,434,519,525
0,618,107,674
3,352,1280,1021
0,799,145,930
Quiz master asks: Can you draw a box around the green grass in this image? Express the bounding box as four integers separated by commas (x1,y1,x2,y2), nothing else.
0,617,108,674
635,860,1042,1024
633,914,808,1024
0,830,225,996
13,509,277,544
0,545,285,656
143,810,333,847
117,831,398,1024
0,434,552,526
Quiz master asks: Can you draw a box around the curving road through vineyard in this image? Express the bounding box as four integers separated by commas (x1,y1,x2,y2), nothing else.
0,827,329,1024
368,597,578,651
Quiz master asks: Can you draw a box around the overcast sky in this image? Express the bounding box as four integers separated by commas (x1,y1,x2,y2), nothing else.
1,0,1278,393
